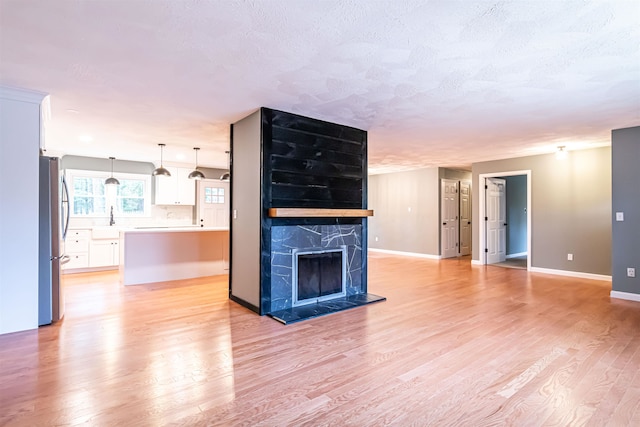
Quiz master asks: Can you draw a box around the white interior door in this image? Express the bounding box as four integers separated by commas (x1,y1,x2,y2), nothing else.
486,177,506,264
459,181,471,256
441,179,459,259
197,180,230,228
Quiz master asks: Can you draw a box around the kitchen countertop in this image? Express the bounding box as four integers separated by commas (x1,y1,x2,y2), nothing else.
121,227,228,234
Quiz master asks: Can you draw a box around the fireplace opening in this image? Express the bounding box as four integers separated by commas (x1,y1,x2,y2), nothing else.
292,246,347,306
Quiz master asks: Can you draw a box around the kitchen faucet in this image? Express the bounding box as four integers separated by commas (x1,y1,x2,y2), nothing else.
110,206,115,226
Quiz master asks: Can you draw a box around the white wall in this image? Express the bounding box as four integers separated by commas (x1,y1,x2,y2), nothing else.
0,86,47,334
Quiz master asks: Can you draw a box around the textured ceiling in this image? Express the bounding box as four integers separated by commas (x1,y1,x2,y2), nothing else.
1,0,638,173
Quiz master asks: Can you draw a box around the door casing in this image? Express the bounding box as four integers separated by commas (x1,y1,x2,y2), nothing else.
459,181,472,256
441,179,459,258
478,170,531,269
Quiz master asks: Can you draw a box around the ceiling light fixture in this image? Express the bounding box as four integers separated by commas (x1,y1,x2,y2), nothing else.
105,157,120,185
152,143,172,177
188,147,205,180
556,145,568,160
220,150,230,181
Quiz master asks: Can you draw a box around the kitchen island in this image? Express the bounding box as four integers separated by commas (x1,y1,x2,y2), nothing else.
119,227,229,286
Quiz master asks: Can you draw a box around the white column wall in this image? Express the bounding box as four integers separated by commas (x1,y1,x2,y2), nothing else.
0,86,46,334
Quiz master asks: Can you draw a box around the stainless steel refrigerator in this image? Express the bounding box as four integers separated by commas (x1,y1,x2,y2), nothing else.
39,156,70,326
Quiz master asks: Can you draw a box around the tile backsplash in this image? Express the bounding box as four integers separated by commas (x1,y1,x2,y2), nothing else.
68,205,195,229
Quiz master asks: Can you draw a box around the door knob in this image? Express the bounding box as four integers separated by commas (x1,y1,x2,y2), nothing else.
443,222,447,225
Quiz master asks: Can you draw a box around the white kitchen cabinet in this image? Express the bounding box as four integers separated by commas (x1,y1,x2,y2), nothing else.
64,229,90,270
89,240,119,267
154,167,196,205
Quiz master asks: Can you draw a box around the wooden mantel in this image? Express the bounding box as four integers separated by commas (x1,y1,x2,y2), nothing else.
268,208,374,218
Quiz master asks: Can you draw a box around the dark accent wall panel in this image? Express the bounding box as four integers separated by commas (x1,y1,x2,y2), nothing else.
265,108,367,209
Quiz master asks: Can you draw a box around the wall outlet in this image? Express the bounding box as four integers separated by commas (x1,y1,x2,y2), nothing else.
375,236,379,242
233,209,237,219
628,268,636,278
567,253,573,261
616,212,624,221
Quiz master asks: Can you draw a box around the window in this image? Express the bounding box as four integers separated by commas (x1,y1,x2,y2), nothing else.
204,186,225,204
67,169,151,217
71,175,107,215
116,178,146,214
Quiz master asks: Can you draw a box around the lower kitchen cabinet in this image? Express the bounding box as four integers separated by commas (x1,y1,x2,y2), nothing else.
66,253,89,269
64,229,90,269
89,239,120,268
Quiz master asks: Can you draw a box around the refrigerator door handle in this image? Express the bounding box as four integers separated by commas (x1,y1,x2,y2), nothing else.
61,175,70,240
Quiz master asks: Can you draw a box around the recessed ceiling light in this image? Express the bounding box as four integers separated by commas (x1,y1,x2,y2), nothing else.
78,135,93,143
176,153,186,161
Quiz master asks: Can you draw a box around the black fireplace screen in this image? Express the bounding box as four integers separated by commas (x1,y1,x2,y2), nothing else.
296,250,344,303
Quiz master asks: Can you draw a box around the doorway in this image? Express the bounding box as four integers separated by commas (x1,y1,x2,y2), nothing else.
441,179,459,258
197,179,230,228
486,177,506,264
478,171,531,270
440,179,472,258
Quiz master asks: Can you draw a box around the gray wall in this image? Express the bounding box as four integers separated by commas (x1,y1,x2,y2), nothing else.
440,168,472,181
198,166,229,180
61,155,226,180
369,167,472,256
611,126,640,295
61,155,154,174
229,110,261,308
504,175,527,255
472,146,612,275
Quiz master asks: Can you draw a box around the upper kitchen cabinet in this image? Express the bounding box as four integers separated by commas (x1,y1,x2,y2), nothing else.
154,167,196,205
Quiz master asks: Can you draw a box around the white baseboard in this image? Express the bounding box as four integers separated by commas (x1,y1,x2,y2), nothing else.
471,260,484,266
63,266,117,275
529,267,611,281
506,252,527,259
610,291,640,303
368,248,441,260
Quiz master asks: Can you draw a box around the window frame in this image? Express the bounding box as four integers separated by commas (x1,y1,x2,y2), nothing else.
66,169,152,218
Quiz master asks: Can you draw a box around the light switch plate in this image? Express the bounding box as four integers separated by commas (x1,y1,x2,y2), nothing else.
616,212,624,221
628,268,636,278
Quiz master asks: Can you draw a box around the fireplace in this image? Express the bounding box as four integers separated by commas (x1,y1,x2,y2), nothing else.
269,224,364,313
229,107,385,323
293,246,347,306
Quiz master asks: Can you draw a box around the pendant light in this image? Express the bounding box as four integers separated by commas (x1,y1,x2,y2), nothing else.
105,157,120,185
220,150,230,181
152,143,171,177
188,147,205,180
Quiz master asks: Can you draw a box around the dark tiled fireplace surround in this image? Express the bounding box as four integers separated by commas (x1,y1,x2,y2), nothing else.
267,222,385,324
270,224,363,312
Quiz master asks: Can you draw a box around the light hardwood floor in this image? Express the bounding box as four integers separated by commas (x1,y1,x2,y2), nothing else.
1,254,639,426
